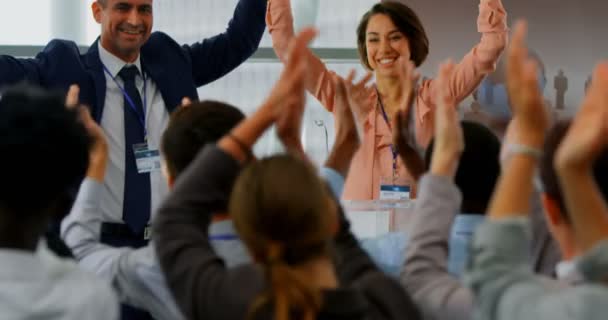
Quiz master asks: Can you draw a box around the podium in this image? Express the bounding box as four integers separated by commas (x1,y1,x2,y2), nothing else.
342,199,483,277
342,200,416,276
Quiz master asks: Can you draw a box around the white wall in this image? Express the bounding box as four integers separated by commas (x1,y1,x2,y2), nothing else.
0,1,52,44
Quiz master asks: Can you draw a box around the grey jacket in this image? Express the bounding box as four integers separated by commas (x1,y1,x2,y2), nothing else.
401,174,474,320
465,218,608,320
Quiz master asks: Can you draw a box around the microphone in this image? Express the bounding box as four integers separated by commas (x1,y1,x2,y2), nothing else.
314,119,329,153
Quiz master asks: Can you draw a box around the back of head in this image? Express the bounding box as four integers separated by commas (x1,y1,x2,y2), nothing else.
0,85,90,225
161,100,245,178
425,121,501,214
230,154,334,320
540,120,608,223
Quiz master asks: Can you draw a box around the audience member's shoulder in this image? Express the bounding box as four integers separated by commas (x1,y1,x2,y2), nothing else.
551,285,608,319
353,272,421,320
38,246,118,316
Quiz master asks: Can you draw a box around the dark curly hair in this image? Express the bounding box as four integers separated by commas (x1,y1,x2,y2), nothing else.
425,121,501,214
0,84,91,219
161,100,245,178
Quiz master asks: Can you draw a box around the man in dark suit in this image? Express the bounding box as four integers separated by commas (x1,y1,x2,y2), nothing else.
0,0,265,243
1,1,266,318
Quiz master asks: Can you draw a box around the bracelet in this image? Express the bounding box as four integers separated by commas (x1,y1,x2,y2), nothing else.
500,143,543,164
228,134,253,161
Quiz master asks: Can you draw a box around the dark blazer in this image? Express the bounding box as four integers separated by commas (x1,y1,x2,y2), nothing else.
0,0,267,123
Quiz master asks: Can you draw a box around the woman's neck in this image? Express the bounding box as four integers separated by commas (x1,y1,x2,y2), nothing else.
376,74,404,117
293,256,339,290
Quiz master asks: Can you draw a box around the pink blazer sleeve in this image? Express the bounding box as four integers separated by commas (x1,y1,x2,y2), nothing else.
418,0,509,122
267,0,366,115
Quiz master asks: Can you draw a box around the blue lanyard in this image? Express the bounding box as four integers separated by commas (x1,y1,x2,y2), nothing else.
102,64,148,138
209,234,239,241
375,88,399,178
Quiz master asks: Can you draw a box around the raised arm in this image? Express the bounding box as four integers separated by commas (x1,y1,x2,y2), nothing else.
154,29,316,320
61,86,184,320
555,63,608,254
321,75,381,282
0,56,42,86
0,40,80,87
185,0,267,86
463,22,581,320
402,62,473,320
267,0,360,113
421,0,507,115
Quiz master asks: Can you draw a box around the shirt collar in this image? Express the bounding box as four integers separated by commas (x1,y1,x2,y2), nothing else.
98,42,143,79
451,214,485,232
0,241,51,280
556,258,583,283
209,219,237,236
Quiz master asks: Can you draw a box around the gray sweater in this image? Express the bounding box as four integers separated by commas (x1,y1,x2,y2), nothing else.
153,145,421,320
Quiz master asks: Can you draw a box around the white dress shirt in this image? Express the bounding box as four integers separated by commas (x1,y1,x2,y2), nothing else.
0,242,118,320
98,44,170,224
61,179,184,320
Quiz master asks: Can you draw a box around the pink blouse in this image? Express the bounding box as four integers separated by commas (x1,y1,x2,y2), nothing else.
267,0,508,200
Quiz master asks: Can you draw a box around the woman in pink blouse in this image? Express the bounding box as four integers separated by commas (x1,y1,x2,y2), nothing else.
267,0,508,200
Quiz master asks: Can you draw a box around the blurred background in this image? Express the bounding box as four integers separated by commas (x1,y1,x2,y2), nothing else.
2,0,606,164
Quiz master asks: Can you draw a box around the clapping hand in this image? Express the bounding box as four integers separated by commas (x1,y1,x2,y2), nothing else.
555,63,608,174
553,61,608,253
337,70,374,123
429,61,463,178
273,27,318,157
66,84,108,181
392,58,424,181
504,21,548,148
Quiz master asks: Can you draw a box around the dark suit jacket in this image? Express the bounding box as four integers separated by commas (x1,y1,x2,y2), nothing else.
0,0,267,258
0,0,267,123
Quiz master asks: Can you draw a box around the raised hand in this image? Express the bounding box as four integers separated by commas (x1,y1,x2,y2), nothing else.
66,84,108,181
219,28,317,164
429,61,463,178
555,63,608,173
267,27,317,115
504,21,548,148
273,28,317,156
391,58,424,181
323,74,362,178
181,97,193,107
396,57,420,115
332,73,360,145
339,70,374,123
554,62,608,253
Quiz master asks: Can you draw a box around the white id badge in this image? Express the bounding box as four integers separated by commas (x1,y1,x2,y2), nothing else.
379,176,412,200
379,184,410,200
133,143,161,173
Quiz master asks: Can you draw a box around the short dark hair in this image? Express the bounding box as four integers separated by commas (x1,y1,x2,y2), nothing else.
0,85,91,219
540,120,608,223
161,100,245,178
425,121,501,214
357,1,429,69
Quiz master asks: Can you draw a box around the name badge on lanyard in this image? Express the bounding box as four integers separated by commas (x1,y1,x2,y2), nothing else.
379,179,411,200
103,64,161,174
133,143,161,173
376,87,412,200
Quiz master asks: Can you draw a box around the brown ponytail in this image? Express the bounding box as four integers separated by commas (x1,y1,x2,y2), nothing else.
248,248,322,320
230,155,335,320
